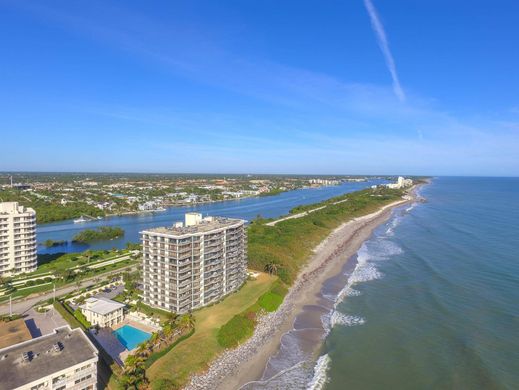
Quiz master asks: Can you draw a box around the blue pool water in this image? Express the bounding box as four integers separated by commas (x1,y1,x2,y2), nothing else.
113,325,152,350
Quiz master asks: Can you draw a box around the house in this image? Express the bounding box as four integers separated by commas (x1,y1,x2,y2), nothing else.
79,297,125,328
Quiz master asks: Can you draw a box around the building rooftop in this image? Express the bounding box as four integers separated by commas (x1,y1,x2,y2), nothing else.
141,214,245,237
80,297,125,315
0,319,32,349
0,326,98,390
0,201,35,215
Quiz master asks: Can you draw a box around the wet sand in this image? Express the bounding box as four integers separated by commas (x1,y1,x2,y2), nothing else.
186,192,416,390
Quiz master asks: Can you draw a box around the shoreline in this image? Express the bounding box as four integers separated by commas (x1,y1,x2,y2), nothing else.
186,186,422,390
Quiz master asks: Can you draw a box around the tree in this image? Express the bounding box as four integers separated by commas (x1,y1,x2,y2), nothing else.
122,354,148,389
176,314,195,331
264,262,279,275
84,250,93,264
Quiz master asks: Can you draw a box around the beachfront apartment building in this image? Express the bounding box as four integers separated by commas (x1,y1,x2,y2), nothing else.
0,202,37,277
386,176,413,189
141,212,247,313
0,325,98,390
79,297,126,328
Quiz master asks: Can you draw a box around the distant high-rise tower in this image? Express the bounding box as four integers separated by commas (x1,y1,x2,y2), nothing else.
0,202,37,276
141,213,247,313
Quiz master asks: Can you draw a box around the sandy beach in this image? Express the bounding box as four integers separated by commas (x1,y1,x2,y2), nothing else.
185,189,419,390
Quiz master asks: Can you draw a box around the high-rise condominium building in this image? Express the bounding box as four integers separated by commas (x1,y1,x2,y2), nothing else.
0,202,37,276
141,213,247,313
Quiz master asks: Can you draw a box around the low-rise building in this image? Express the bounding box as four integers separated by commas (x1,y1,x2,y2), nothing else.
0,325,98,390
80,297,125,328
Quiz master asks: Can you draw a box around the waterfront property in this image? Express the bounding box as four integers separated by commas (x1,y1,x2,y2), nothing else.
141,212,247,313
79,297,125,327
0,325,98,390
0,202,37,276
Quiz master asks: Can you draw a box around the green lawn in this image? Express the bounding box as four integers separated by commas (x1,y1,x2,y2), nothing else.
146,272,276,388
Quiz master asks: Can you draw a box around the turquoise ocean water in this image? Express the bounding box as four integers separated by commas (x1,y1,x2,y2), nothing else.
321,177,519,389
245,177,519,389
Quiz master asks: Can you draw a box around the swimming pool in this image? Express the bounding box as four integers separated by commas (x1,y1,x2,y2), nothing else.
113,325,152,350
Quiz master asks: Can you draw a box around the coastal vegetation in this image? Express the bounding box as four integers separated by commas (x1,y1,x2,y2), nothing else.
217,279,287,348
72,226,125,243
217,312,256,348
42,239,67,248
146,272,276,388
248,187,404,284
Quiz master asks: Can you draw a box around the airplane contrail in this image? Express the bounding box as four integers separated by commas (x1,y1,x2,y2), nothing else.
363,0,405,101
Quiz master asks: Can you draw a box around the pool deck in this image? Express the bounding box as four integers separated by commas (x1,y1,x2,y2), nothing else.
113,319,157,334
92,319,158,366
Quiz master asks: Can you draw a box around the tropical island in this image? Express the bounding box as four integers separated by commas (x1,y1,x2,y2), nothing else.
72,226,125,243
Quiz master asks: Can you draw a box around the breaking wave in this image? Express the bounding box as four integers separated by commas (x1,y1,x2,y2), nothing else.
306,354,331,390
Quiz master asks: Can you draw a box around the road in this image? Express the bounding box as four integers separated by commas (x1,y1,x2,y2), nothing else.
0,264,137,315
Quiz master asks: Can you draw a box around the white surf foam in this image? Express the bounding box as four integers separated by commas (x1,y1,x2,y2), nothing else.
331,312,365,327
336,285,361,303
306,354,331,390
322,310,366,334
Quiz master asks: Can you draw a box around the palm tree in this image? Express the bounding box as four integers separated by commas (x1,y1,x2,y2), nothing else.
264,262,279,275
123,354,148,389
84,250,93,265
135,342,150,359
176,314,195,331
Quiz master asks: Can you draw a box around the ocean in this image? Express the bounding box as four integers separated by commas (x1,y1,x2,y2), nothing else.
246,177,519,389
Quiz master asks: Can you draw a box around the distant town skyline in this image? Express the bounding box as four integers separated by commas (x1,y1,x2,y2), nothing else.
1,0,518,176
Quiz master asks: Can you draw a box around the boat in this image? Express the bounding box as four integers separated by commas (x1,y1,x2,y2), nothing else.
73,216,87,223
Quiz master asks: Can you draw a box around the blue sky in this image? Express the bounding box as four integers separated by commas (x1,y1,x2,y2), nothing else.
1,0,518,175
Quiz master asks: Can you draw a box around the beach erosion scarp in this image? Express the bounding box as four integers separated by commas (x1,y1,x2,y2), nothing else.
185,188,420,390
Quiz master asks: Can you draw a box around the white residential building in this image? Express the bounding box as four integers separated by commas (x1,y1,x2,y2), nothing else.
386,176,413,189
0,325,98,390
141,213,247,313
80,297,125,328
0,202,37,276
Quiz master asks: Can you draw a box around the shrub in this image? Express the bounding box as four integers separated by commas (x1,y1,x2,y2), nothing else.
258,291,283,312
73,308,91,328
25,280,35,287
271,281,288,297
217,314,255,348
